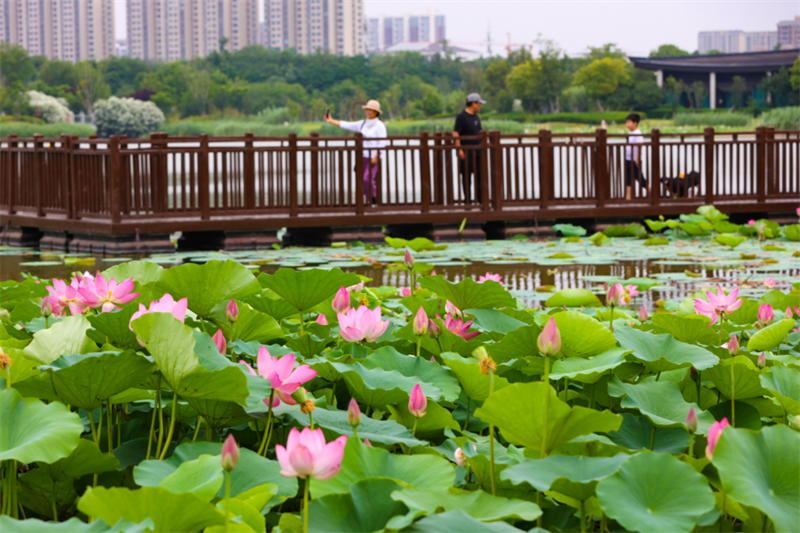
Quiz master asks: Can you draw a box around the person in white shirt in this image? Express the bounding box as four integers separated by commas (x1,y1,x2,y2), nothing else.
624,113,649,200
324,100,387,206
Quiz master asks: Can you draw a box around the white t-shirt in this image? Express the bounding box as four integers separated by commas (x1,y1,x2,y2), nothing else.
339,118,387,158
625,129,643,161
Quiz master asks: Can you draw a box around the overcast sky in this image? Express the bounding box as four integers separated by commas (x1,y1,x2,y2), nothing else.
113,0,799,57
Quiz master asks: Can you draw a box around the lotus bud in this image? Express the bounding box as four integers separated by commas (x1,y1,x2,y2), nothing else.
0,350,12,370
757,352,766,369
763,277,776,289
212,329,227,355
347,398,361,427
727,334,739,356
638,306,648,323
748,219,756,226
606,283,623,307
428,320,440,339
413,306,429,336
316,313,329,326
291,388,316,415
537,317,562,356
408,384,427,418
364,438,372,447
445,301,462,318
787,307,794,319
758,304,774,324
404,249,415,269
705,418,730,460
454,447,467,467
41,299,52,317
221,434,240,472
690,367,699,381
332,286,350,314
226,299,239,323
685,407,698,433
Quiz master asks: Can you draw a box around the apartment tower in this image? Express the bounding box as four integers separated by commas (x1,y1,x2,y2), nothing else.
366,10,444,52
126,0,258,61
0,0,115,62
263,0,365,56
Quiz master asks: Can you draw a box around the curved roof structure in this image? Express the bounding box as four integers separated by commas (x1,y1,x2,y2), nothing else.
629,49,799,73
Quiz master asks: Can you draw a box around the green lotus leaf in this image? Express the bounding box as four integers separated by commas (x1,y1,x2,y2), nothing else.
38,439,120,481
156,259,261,317
419,275,516,311
550,348,627,383
554,311,617,358
385,236,437,251
103,260,164,285
552,223,587,237
78,486,225,533
474,382,622,457
607,376,716,434
387,487,541,529
399,508,525,533
310,438,453,499
275,403,426,447
783,224,800,242
245,285,303,322
18,468,78,518
596,452,716,533
392,318,475,357
183,398,252,429
285,333,331,359
502,454,630,501
713,425,800,533
650,314,717,345
14,351,156,410
133,442,297,502
23,315,97,365
715,233,745,248
208,300,284,344
614,326,719,372
760,366,800,415
708,400,762,431
363,346,461,403
0,388,82,464
704,356,767,401
157,454,224,501
87,306,141,350
0,517,154,533
467,309,527,335
727,297,760,326
440,352,510,401
386,399,460,440
545,288,602,308
330,362,444,407
486,324,541,363
1,344,38,385
209,498,266,533
605,413,690,454
257,268,360,312
307,477,409,533
643,237,669,246
747,318,795,352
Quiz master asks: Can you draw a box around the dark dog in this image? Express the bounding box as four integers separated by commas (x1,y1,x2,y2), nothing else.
663,171,701,198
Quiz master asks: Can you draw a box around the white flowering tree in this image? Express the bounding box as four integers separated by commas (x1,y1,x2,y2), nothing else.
27,90,71,123
94,97,165,139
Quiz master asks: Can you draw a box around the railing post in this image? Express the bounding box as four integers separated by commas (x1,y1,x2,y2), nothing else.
244,132,256,209
479,130,490,211
443,131,454,205
433,132,443,205
68,135,78,219
60,134,70,217
110,135,122,223
159,133,169,212
6,134,17,215
119,134,130,215
767,126,776,196
199,134,210,219
491,130,503,211
539,129,553,208
420,131,431,213
33,134,43,217
354,133,364,215
595,129,607,208
756,126,766,202
289,133,299,217
704,127,714,204
309,132,319,209
650,129,661,207
149,133,160,214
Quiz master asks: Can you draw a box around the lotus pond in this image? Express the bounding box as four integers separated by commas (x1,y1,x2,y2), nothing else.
1,207,800,533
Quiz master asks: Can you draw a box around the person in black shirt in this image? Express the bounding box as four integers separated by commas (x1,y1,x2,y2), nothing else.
453,93,485,204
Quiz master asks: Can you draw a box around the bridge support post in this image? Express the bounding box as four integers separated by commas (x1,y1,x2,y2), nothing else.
595,129,607,207
704,127,715,204
539,129,553,209
490,130,503,211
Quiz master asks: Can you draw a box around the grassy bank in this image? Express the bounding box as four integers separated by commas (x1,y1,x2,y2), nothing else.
0,122,96,138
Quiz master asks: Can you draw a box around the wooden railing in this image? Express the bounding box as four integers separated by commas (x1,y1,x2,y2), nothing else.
1,127,799,235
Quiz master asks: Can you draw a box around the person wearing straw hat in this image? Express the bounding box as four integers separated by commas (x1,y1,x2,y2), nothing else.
325,100,387,206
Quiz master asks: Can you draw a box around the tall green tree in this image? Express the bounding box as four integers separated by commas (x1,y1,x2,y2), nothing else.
573,57,630,111
0,43,35,87
76,62,111,114
649,44,689,58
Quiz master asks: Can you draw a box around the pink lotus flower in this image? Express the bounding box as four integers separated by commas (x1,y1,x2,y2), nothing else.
316,313,329,326
796,207,800,216
347,398,361,427
412,307,429,336
404,249,415,269
129,294,188,330
478,272,503,285
221,434,239,471
399,287,412,298
444,314,480,341
454,447,467,467
686,407,698,433
363,438,372,447
787,306,800,319
726,334,739,355
332,287,350,313
275,427,347,480
46,278,88,316
748,219,756,226
240,347,317,406
226,299,239,322
408,384,427,417
758,304,774,324
763,277,776,289
757,352,766,368
606,283,625,307
638,306,648,323
705,418,730,460
693,285,742,326
337,305,389,343
79,275,139,313
537,317,561,356
212,329,227,354
445,301,462,318
624,285,640,304
428,321,440,339
347,282,364,292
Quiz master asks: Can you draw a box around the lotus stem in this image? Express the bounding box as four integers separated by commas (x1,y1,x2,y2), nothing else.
537,492,542,528
224,470,231,533
411,418,418,438
580,499,586,533
107,401,114,453
298,312,304,336
488,370,497,497
309,410,315,430
159,396,179,460
696,370,702,407
303,478,310,533
609,305,615,333
146,374,161,460
52,497,58,522
416,335,422,358
688,432,694,458
192,417,202,442
156,388,165,458
731,358,736,427
207,418,213,441
258,390,276,456
541,355,551,459
464,396,471,432
650,426,656,451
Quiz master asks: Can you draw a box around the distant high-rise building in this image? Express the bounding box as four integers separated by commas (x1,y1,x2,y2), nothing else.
263,0,364,56
777,16,800,49
126,0,257,61
0,0,115,62
698,29,779,54
366,10,443,52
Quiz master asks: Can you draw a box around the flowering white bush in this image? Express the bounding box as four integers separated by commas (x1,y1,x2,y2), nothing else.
27,90,70,123
94,96,165,138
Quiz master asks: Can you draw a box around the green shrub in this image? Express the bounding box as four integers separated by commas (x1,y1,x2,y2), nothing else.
257,107,292,125
673,112,752,127
0,122,96,138
0,115,46,124
759,107,800,130
161,119,301,137
493,111,648,125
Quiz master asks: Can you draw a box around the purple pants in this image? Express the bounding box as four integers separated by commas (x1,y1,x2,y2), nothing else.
363,157,378,201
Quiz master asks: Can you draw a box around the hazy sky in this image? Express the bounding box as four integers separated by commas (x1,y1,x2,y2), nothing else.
113,0,799,57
